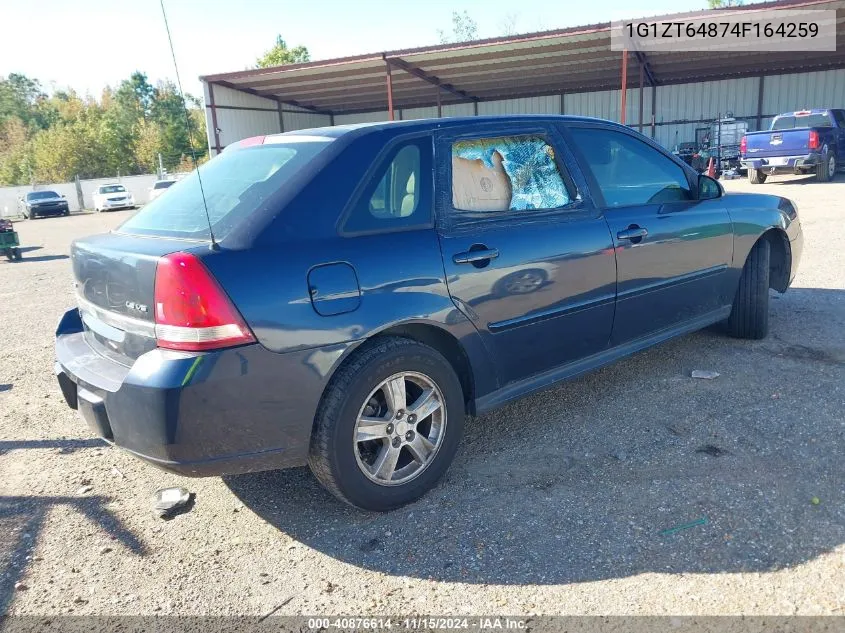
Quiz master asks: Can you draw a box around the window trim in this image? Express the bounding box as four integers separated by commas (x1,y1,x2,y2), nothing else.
441,127,585,227
561,122,698,210
337,132,435,238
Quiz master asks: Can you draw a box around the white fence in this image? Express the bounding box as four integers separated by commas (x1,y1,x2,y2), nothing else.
0,174,167,218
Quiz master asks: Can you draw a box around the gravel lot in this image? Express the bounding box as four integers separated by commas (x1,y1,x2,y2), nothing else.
1,174,843,617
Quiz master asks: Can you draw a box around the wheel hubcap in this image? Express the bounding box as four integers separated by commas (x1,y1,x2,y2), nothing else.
829,157,835,178
353,371,446,486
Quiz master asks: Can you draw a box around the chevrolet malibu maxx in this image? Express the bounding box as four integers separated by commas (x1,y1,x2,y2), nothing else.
55,116,802,511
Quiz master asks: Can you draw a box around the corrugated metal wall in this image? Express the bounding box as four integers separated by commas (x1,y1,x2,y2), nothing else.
205,68,845,152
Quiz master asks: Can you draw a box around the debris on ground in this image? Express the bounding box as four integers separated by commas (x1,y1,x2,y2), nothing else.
660,517,708,536
691,370,720,380
110,467,126,479
153,487,193,519
14,582,27,591
75,485,93,495
811,497,821,505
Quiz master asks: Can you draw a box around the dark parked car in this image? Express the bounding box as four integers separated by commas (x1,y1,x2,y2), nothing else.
55,116,803,510
20,190,70,219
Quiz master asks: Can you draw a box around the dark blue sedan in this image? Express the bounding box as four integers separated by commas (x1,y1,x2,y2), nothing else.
55,116,803,510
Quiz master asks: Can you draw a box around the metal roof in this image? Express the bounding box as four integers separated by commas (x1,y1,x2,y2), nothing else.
200,0,845,115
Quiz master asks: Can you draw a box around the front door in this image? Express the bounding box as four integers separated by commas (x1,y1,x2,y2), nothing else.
566,124,734,346
436,126,617,386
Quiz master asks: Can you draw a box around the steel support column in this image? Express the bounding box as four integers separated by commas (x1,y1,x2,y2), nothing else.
651,84,657,138
385,59,395,121
208,82,221,153
756,76,765,130
436,86,442,117
620,49,628,125
638,62,644,132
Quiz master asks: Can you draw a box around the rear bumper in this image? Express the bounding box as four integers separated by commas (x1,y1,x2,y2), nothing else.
742,153,822,174
54,308,341,477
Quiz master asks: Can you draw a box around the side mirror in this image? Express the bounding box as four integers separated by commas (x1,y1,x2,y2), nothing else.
698,174,722,200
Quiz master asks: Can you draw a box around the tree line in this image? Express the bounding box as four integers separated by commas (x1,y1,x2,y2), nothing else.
0,72,207,186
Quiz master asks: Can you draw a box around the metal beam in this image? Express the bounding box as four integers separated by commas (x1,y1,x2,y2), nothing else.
386,55,479,103
633,50,657,87
385,58,395,121
207,82,221,154
620,49,628,125
756,75,765,130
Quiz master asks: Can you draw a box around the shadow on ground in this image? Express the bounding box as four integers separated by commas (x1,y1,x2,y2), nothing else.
227,288,845,585
0,494,147,613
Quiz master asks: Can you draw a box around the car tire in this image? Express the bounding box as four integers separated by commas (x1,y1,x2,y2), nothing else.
748,169,767,184
726,238,770,340
308,336,465,511
817,152,835,182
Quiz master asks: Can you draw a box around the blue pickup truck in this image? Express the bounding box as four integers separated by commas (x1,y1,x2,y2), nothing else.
741,109,845,183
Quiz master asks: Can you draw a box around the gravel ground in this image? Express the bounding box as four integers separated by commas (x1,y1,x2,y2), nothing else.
0,174,843,617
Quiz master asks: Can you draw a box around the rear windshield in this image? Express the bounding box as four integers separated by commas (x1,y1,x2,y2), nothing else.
771,113,832,130
118,139,332,240
27,191,60,200
153,181,175,189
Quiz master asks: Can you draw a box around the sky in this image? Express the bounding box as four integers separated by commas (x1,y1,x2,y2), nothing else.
1,0,707,99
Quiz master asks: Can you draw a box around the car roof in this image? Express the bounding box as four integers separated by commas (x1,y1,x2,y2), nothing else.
274,114,626,142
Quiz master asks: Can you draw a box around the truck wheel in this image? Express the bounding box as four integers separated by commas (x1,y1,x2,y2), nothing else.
748,169,767,184
309,337,465,511
817,153,836,182
726,238,770,340
13,248,21,261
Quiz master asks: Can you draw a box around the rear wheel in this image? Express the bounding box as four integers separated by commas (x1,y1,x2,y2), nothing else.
309,337,465,511
817,152,836,182
726,238,770,340
13,248,21,261
748,168,767,184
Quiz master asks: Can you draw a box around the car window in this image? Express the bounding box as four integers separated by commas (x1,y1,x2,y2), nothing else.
832,110,845,127
27,191,60,200
771,113,832,130
120,140,332,240
569,127,692,207
153,181,174,190
451,136,571,213
99,185,126,194
342,138,432,234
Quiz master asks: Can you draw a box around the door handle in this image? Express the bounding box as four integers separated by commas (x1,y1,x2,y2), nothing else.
453,248,499,265
617,226,648,241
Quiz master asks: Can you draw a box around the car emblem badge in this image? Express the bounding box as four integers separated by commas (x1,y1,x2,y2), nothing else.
125,301,149,314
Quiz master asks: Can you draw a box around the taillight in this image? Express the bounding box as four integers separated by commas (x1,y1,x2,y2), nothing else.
808,130,820,150
740,135,747,155
153,252,255,351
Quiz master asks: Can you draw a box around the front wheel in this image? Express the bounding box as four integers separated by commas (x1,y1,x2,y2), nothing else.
726,239,770,339
309,337,465,511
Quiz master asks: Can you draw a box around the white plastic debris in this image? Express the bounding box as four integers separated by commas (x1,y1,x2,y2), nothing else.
153,487,192,518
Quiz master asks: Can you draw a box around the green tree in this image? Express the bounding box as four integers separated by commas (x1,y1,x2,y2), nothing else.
707,0,744,7
438,11,479,44
0,73,44,127
0,117,33,185
256,35,310,68
31,117,105,182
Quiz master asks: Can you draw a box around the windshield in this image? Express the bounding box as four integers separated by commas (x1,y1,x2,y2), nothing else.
100,185,126,194
27,191,60,200
153,181,175,190
771,113,832,130
118,139,332,240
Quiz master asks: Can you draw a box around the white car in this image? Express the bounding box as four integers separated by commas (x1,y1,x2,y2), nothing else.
148,179,176,202
92,184,135,212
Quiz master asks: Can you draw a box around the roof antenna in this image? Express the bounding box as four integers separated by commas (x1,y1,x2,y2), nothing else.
159,0,219,251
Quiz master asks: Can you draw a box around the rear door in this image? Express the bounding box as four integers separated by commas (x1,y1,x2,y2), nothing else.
436,124,616,385
832,110,845,159
564,123,733,346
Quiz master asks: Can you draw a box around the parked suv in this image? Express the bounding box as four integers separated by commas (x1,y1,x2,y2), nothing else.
55,116,802,510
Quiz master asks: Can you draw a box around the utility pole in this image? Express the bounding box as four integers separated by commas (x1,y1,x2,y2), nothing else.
158,153,164,179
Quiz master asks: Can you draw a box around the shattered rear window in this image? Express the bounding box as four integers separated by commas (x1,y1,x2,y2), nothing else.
451,136,571,212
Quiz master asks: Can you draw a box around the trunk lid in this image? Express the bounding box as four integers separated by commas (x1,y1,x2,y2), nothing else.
744,128,814,158
71,233,201,364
